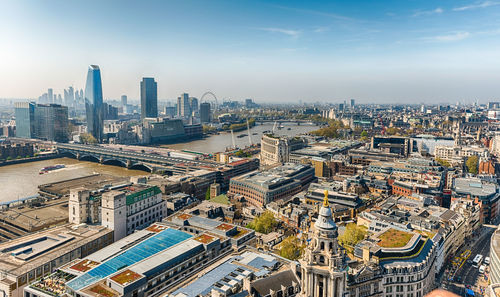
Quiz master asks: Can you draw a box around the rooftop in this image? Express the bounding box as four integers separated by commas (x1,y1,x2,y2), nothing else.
110,269,142,286
67,227,192,291
377,228,413,248
170,251,279,297
0,224,111,277
454,177,498,198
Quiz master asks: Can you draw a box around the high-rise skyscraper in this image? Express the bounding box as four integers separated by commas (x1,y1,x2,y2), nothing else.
140,78,158,119
84,65,104,142
47,88,53,103
177,93,191,118
189,97,199,114
121,95,127,107
350,99,355,108
14,102,36,139
200,102,211,123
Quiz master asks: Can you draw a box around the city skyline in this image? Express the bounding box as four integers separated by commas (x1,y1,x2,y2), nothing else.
1,0,500,103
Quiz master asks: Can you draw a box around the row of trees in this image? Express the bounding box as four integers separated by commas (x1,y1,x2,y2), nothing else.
310,120,346,138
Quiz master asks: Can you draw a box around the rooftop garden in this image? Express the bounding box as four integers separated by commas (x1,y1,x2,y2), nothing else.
31,271,75,297
377,228,414,248
209,194,229,205
145,224,168,233
70,259,100,272
110,269,142,285
216,223,234,231
194,234,216,244
231,227,249,239
88,284,118,297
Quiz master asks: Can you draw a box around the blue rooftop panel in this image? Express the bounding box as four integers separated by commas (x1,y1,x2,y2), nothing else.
67,228,192,291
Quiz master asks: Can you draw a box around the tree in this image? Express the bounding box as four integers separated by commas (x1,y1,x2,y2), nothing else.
80,133,97,144
310,120,345,139
205,187,211,200
247,211,278,234
466,156,479,175
360,130,368,138
435,157,451,168
338,223,367,253
279,236,304,260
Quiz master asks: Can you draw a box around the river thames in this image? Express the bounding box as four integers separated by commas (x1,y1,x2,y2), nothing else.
0,123,317,203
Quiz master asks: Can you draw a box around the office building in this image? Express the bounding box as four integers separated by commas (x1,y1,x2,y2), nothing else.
14,102,35,139
177,93,191,118
15,103,69,142
69,184,166,241
260,134,306,166
189,97,198,114
23,216,254,297
199,102,211,123
47,88,53,103
350,98,355,108
229,163,315,207
0,224,113,297
34,104,69,142
121,95,127,107
371,136,412,157
140,77,158,119
84,65,104,142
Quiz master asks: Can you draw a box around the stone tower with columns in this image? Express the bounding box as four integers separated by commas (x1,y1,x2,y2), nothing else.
298,190,347,297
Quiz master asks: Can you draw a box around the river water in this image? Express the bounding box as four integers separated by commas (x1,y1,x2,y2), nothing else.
0,158,146,203
164,122,317,153
0,123,317,203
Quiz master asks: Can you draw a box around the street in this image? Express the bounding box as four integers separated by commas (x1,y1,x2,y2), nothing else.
444,225,497,296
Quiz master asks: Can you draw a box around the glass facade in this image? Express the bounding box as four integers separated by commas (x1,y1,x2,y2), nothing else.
34,104,69,142
140,77,158,119
84,65,104,142
14,102,35,139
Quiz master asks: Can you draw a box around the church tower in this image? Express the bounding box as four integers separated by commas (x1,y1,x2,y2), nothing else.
299,190,347,297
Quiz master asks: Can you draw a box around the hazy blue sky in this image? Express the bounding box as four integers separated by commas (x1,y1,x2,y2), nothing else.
1,0,500,103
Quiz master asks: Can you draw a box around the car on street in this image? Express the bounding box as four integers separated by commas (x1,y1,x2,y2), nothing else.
485,257,491,265
479,265,486,274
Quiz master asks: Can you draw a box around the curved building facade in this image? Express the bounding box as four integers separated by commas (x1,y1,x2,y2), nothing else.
84,65,104,142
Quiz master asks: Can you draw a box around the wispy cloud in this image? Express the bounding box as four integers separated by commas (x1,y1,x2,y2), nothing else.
258,27,301,38
413,7,444,17
424,31,470,42
313,26,330,33
453,1,500,11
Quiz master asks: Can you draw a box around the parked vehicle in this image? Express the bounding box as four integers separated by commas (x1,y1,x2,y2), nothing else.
479,265,486,274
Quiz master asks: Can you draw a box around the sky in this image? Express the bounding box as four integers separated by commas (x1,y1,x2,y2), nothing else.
0,0,500,104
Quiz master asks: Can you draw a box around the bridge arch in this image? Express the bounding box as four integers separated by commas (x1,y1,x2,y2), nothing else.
60,151,78,159
79,155,100,163
102,159,127,168
129,163,153,173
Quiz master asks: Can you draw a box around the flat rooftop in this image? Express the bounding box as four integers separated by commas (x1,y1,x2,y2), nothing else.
170,251,279,297
39,174,129,197
0,224,112,277
454,177,498,197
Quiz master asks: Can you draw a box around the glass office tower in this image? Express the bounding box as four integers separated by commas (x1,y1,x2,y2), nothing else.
140,77,158,119
14,102,35,139
84,65,104,142
34,104,69,142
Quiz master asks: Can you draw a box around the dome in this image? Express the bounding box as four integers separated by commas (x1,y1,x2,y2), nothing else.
314,190,337,230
